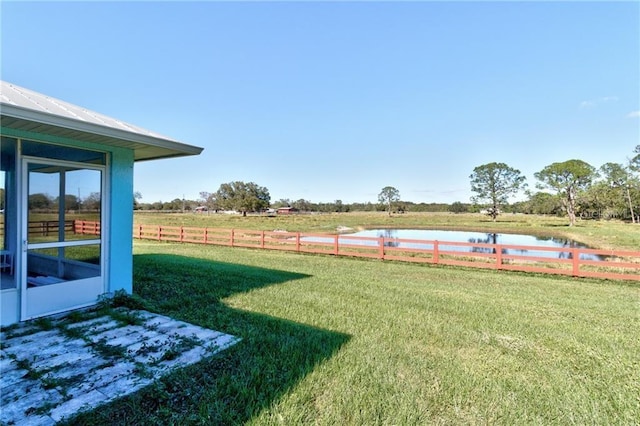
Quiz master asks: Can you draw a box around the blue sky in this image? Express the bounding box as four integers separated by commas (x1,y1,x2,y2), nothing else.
2,1,639,204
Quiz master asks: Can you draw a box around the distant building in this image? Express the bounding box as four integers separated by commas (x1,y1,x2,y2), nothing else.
277,207,298,215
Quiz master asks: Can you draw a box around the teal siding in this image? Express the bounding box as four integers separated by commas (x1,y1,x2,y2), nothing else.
108,148,134,294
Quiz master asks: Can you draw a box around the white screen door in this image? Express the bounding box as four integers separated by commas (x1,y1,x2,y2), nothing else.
21,158,105,320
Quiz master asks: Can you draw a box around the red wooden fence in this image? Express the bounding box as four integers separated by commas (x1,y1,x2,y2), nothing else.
26,220,100,237
28,220,76,237
121,223,640,281
74,220,101,236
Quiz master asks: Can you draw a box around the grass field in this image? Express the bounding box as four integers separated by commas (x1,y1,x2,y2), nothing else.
133,211,640,251
64,240,640,425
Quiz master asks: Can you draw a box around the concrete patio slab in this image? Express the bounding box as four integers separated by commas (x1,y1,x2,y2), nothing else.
0,308,240,425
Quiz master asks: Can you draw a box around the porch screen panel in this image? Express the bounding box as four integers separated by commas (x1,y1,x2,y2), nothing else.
28,166,102,243
0,137,17,289
27,163,102,287
27,165,61,244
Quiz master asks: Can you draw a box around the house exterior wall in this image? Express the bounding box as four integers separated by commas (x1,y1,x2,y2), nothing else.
108,148,134,295
0,127,135,325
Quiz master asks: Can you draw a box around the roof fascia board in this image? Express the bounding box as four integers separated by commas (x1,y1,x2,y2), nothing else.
0,125,126,153
1,103,203,156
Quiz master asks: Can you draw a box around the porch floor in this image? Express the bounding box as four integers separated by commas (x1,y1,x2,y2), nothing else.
0,308,240,425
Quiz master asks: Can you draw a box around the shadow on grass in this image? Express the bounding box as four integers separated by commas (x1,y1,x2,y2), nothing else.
63,254,350,425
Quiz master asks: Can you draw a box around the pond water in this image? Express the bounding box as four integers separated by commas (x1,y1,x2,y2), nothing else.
313,229,601,261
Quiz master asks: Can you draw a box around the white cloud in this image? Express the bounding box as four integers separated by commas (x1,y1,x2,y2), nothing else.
580,100,596,109
627,111,640,118
579,96,619,109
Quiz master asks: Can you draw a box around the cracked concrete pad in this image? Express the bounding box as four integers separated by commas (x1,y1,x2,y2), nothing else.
0,309,240,425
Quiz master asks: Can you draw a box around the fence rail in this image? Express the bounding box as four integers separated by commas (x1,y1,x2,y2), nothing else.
73,220,101,236
26,220,101,237
28,220,76,237
121,223,640,281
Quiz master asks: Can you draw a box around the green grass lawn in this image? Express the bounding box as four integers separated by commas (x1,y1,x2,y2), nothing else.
133,211,640,251
65,240,640,425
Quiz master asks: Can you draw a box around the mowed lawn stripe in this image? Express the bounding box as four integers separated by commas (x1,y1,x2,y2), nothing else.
65,241,640,425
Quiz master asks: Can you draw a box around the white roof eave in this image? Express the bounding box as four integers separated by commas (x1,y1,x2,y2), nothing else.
1,103,203,161
0,81,203,161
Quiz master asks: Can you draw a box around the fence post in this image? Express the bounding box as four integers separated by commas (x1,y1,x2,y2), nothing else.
180,226,184,243
230,229,234,247
296,233,301,252
334,235,339,256
378,237,385,259
572,248,580,277
157,226,161,241
495,245,502,269
261,231,265,249
433,241,439,264
204,228,208,244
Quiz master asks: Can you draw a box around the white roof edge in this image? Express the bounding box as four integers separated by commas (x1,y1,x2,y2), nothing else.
0,81,203,159
1,103,203,157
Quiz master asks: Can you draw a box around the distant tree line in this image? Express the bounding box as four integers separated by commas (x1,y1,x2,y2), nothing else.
27,192,101,212
134,194,451,214
469,146,640,225
134,146,639,225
